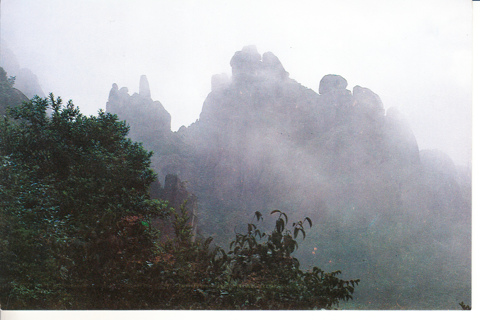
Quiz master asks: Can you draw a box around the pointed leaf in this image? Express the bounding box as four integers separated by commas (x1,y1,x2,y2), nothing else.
304,217,312,228
204,236,213,248
299,228,306,239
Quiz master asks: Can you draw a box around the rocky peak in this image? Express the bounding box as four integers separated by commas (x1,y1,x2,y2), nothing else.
230,45,289,84
107,83,119,102
318,74,348,94
103,46,470,309
317,74,354,126
139,75,151,99
106,76,172,141
353,85,385,117
230,45,262,82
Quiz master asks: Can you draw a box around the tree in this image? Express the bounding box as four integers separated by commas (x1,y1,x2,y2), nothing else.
143,208,360,310
0,94,167,308
218,210,360,309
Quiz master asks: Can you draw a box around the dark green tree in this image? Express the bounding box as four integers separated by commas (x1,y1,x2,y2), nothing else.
144,208,359,310
0,94,167,308
218,210,360,309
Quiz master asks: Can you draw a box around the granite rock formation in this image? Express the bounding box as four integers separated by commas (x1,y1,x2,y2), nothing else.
105,47,470,309
106,76,171,139
318,74,348,94
105,76,196,236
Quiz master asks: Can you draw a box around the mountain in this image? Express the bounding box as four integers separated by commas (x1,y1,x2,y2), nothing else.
1,46,45,99
105,46,471,309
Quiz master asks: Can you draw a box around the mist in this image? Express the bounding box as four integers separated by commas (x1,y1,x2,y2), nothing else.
99,42,472,309
0,0,472,167
0,0,473,311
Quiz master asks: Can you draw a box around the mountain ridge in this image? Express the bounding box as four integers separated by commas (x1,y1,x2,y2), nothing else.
105,45,471,309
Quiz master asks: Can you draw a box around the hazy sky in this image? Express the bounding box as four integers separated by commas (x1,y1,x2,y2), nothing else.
0,0,472,167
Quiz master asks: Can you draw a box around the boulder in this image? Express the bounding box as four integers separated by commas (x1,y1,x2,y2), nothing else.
319,74,348,94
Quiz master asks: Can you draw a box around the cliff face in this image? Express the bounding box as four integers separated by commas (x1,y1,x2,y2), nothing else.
177,46,426,230
105,76,198,238
105,76,192,180
105,46,470,309
106,76,172,141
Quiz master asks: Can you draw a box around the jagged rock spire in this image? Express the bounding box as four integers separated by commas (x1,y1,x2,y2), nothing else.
139,75,151,99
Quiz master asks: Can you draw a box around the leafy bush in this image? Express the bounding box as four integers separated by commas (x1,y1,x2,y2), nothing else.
142,208,359,310
0,95,167,309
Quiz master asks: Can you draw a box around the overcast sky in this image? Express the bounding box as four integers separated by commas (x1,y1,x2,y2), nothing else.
0,0,472,167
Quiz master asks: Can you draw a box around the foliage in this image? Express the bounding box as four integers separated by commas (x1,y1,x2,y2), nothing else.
0,95,167,309
219,210,359,309
141,203,226,309
0,154,64,308
142,208,359,310
459,301,471,310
